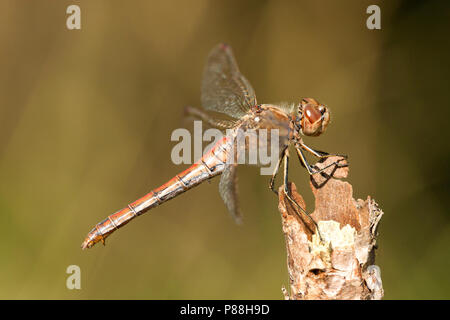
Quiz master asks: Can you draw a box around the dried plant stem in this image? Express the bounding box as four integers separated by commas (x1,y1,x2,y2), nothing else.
278,157,384,300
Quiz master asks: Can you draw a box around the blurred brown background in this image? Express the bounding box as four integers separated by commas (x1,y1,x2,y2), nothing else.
0,0,449,299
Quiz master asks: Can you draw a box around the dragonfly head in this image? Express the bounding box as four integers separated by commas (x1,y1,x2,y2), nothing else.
297,98,330,137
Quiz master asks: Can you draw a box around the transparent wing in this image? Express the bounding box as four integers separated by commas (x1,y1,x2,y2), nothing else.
184,106,237,130
201,43,257,119
219,163,242,224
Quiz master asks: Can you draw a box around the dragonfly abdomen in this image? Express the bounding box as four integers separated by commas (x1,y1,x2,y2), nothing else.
81,136,231,249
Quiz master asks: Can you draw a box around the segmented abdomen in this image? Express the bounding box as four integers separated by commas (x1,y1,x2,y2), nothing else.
81,136,231,249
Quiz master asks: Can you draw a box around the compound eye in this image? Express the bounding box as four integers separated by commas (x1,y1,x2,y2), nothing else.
304,104,322,123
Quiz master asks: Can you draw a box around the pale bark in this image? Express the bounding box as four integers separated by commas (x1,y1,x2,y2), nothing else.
278,156,384,300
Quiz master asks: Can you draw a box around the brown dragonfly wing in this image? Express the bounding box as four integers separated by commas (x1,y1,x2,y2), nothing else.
219,163,242,224
201,43,257,119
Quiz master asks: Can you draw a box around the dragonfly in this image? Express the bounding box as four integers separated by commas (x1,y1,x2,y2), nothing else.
81,43,346,249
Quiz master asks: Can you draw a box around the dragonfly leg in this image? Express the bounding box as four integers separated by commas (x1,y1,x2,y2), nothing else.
298,141,348,160
184,106,236,129
281,149,323,241
295,146,347,176
269,146,287,195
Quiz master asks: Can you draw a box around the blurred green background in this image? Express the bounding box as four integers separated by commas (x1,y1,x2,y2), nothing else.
0,0,449,299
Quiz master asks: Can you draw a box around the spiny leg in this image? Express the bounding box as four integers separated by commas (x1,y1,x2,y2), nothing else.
296,146,346,176
298,141,348,160
281,150,323,241
269,146,287,195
